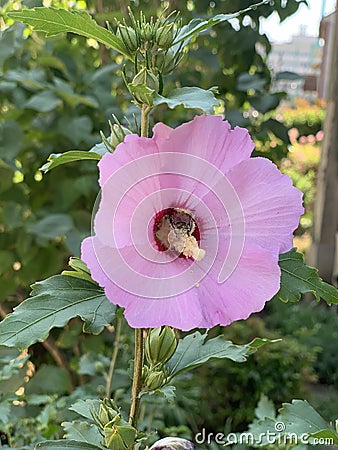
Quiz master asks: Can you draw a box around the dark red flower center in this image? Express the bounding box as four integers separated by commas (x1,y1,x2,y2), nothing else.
153,208,203,260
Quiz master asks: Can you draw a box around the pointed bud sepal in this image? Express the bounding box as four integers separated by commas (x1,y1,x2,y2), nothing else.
155,23,175,49
144,370,165,391
110,123,133,149
98,398,119,427
104,416,136,450
128,68,159,106
116,24,139,54
145,326,177,367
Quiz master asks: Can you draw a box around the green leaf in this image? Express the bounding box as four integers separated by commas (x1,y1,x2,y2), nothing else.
174,1,269,46
310,429,338,446
40,150,101,173
0,275,116,350
255,394,276,421
69,399,101,422
165,332,276,378
140,385,176,403
262,118,290,144
154,87,219,114
276,248,338,305
275,71,303,81
237,73,266,92
35,441,103,450
8,8,130,59
279,399,332,436
28,213,74,240
0,120,24,163
24,90,62,112
25,365,71,395
62,421,103,446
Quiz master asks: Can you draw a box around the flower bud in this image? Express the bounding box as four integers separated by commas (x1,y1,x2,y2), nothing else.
132,68,159,92
141,22,153,42
145,326,177,366
156,48,177,74
110,124,133,149
149,437,195,450
145,370,165,390
155,24,175,49
129,68,159,106
98,399,119,426
104,417,136,450
116,25,138,53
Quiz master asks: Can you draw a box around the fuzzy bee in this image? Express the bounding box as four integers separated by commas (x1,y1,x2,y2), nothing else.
166,208,196,237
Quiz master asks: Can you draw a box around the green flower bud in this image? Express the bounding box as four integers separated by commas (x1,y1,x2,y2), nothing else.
129,68,159,106
132,68,159,92
116,25,138,53
145,370,165,390
145,326,177,366
110,124,133,149
98,399,119,426
104,418,136,450
142,364,150,381
141,22,153,42
156,48,177,74
155,24,175,49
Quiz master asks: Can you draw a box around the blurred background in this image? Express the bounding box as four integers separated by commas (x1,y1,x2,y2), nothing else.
0,1,338,448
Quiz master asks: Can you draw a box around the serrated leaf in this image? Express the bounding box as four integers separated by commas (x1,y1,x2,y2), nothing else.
40,151,101,173
0,275,116,350
154,87,219,114
276,248,338,305
140,385,176,403
165,332,275,378
69,399,101,422
255,394,276,421
174,0,269,46
8,8,130,59
35,441,103,450
62,421,103,446
279,399,331,435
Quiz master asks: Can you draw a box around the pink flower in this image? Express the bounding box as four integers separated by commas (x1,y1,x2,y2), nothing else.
81,115,303,331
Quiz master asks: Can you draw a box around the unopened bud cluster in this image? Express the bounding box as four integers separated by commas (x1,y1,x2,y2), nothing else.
115,9,184,106
143,326,177,391
95,399,136,450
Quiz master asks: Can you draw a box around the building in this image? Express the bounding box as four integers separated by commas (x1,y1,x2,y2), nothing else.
267,28,322,98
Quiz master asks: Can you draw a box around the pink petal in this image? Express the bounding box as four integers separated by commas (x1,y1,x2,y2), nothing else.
154,115,255,173
223,157,304,254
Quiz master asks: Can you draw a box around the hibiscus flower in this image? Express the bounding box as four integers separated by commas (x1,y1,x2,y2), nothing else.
81,115,303,330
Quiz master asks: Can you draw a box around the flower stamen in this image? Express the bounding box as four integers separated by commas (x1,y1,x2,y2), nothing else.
154,208,205,261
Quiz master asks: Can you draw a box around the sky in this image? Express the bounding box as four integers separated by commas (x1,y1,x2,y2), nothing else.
260,0,337,43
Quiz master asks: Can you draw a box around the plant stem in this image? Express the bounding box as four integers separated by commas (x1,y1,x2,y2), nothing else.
141,105,151,137
129,104,150,428
129,328,144,427
105,317,122,398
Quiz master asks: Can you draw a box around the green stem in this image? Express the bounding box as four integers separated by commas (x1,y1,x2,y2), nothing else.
128,104,150,429
129,328,144,428
105,317,122,398
141,104,151,137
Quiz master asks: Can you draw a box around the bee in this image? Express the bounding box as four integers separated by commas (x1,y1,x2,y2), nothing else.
166,208,196,237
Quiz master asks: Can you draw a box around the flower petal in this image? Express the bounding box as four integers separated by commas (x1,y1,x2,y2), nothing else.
224,157,304,253
154,115,255,173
